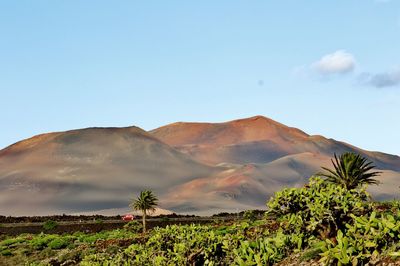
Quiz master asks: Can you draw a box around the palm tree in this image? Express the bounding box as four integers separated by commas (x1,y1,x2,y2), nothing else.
130,190,158,233
319,152,381,190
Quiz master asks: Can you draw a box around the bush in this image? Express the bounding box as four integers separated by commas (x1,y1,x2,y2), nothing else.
4,177,400,265
160,217,170,222
243,210,257,222
266,177,371,239
0,237,25,247
82,224,239,265
47,237,69,250
1,249,12,256
233,229,303,265
29,234,57,250
317,210,400,265
42,220,58,231
123,221,143,233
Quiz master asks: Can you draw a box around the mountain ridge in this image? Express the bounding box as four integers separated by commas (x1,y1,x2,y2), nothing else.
151,115,400,171
0,115,399,216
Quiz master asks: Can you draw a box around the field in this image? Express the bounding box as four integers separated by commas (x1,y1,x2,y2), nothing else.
1,178,400,265
0,217,243,265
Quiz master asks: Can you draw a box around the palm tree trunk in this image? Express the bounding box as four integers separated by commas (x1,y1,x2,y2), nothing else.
142,210,146,233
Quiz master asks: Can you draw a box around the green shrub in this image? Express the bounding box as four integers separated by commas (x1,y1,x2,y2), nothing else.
160,217,170,222
266,177,371,239
5,179,400,265
47,237,69,250
243,210,257,222
1,249,12,256
58,248,82,263
82,224,241,265
0,237,25,247
75,229,136,245
123,221,143,233
29,234,57,250
42,220,58,231
316,210,400,265
233,230,303,265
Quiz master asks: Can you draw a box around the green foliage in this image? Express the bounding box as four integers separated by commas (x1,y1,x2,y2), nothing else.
58,248,82,263
47,237,69,250
130,190,158,215
0,228,139,264
130,190,158,232
81,224,243,265
0,237,25,247
319,152,381,190
266,177,371,238
286,200,400,265
80,222,302,265
233,229,304,265
243,210,257,222
29,234,58,250
160,217,170,222
125,224,228,264
123,220,143,233
74,229,137,244
42,220,58,231
1,249,12,256
374,200,400,213
3,176,400,265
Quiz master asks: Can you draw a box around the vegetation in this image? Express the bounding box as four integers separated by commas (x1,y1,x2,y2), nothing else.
2,182,400,264
42,220,58,231
2,153,400,265
267,177,370,239
130,190,158,233
319,152,381,189
123,220,143,233
0,229,139,265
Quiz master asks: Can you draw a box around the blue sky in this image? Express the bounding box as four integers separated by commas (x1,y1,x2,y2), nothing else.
1,1,399,155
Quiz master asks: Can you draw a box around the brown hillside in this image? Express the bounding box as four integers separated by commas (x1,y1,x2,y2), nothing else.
0,116,399,216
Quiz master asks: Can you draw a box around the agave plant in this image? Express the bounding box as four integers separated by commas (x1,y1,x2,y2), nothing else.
130,190,158,233
319,152,381,190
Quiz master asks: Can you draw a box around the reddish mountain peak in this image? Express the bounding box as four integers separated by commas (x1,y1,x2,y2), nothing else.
227,115,308,135
228,115,281,125
150,115,309,147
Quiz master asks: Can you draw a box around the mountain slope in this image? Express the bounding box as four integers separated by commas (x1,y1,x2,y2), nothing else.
151,115,400,171
0,127,216,215
0,116,399,216
150,116,400,213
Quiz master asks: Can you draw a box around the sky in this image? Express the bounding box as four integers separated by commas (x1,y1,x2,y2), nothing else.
0,1,399,155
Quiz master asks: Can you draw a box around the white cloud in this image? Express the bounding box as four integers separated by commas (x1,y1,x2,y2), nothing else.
312,50,356,75
359,68,400,88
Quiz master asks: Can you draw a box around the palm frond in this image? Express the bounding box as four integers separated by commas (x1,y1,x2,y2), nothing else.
319,152,381,189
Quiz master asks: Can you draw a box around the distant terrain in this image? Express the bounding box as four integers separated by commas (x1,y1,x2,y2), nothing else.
1,115,399,216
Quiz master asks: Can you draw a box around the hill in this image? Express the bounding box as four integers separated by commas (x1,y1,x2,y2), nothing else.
0,116,399,215
0,126,215,215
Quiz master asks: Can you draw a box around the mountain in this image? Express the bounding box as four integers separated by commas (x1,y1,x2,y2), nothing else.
152,116,400,212
0,116,399,216
151,116,400,170
0,127,216,215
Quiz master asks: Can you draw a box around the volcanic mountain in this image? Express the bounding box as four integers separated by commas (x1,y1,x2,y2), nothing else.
0,127,216,215
0,116,399,216
151,116,400,213
151,116,400,170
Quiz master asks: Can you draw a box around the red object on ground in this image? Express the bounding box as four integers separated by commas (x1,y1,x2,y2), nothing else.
122,214,134,221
